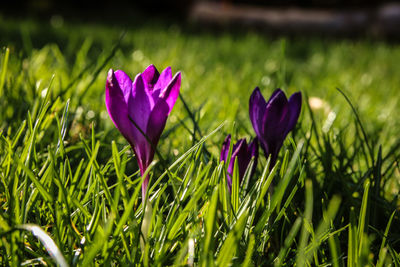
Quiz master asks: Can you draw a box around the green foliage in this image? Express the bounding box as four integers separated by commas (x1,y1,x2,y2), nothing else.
0,16,399,265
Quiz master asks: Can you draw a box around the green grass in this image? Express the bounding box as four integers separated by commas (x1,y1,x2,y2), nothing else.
0,15,399,265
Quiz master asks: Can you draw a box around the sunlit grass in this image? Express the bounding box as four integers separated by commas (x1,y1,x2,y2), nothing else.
0,15,399,265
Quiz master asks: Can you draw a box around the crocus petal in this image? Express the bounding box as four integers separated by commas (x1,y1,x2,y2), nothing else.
266,89,283,105
248,138,259,159
231,139,246,160
233,139,249,180
219,136,259,192
128,74,151,133
160,72,181,113
105,69,135,145
145,99,170,164
230,139,247,179
127,74,154,174
148,66,173,106
155,66,173,91
248,137,259,176
113,70,133,103
142,64,160,87
262,89,289,139
285,92,302,135
249,87,267,137
220,134,231,162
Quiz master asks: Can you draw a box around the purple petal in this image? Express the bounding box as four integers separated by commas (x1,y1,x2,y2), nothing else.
225,138,246,190
220,134,231,162
114,70,133,103
126,74,155,174
149,66,173,106
105,69,135,145
142,64,160,88
129,126,153,176
267,89,284,105
262,89,289,139
248,137,259,176
129,99,170,173
249,87,267,138
285,92,302,135
155,66,173,91
259,89,289,167
146,99,170,155
128,74,151,134
248,137,259,159
232,139,249,181
231,139,246,160
160,72,181,113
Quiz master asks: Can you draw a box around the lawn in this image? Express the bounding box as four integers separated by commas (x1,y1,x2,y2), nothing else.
0,15,399,266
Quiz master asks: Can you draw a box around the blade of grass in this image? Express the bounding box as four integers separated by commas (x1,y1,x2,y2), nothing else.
377,210,396,266
348,207,357,267
296,179,313,267
15,224,68,267
231,158,239,215
275,217,302,267
201,186,219,266
255,140,304,234
358,180,370,258
0,47,10,97
216,210,249,266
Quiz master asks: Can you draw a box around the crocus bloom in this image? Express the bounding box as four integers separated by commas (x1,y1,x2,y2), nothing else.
220,134,258,191
105,64,181,199
249,88,301,168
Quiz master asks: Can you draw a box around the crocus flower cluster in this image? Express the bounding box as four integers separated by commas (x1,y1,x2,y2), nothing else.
220,135,258,191
220,87,301,191
106,63,302,199
105,65,181,199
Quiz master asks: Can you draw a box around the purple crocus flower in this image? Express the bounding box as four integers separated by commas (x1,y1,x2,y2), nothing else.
105,64,181,199
249,88,301,168
220,134,259,191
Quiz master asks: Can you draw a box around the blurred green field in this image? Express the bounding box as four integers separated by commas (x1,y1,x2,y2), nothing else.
0,15,400,265
1,15,399,188
2,15,400,139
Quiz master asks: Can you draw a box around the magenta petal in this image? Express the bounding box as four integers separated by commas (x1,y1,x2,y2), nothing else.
155,66,173,91
146,99,170,145
127,74,154,174
105,69,134,145
285,92,302,135
249,87,267,137
142,64,160,87
113,70,133,103
128,74,152,133
160,72,181,113
143,100,168,168
133,139,149,175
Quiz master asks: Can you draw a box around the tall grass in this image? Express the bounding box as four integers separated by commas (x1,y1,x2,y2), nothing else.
0,16,399,265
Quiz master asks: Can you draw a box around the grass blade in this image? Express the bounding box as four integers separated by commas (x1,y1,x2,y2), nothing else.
15,224,68,267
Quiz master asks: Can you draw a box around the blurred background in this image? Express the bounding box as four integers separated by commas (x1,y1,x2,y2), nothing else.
1,0,400,38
